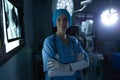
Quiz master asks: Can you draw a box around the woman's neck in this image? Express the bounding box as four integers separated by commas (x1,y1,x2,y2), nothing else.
56,31,66,39
56,31,69,44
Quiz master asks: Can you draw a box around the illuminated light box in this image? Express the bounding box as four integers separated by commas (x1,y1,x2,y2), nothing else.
4,0,23,42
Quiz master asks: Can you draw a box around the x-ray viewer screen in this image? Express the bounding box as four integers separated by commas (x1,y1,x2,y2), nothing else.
4,0,21,42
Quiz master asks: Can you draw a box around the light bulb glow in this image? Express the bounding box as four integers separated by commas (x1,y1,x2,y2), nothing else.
100,8,118,27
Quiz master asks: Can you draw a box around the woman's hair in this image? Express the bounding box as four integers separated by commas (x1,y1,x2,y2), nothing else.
52,9,72,27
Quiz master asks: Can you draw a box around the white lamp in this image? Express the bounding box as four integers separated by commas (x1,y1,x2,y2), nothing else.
74,0,92,12
80,0,92,6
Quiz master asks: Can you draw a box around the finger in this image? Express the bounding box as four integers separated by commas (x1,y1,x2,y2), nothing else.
47,61,54,68
77,54,84,61
47,64,53,68
48,58,55,61
47,63,53,68
77,53,83,56
47,61,53,65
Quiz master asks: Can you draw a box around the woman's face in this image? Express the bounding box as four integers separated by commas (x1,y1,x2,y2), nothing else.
56,14,69,33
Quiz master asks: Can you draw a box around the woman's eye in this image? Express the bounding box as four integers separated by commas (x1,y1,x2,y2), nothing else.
58,18,61,21
57,18,68,22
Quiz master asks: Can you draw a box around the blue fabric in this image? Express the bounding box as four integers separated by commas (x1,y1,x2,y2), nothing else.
42,34,88,80
52,9,72,27
110,53,120,71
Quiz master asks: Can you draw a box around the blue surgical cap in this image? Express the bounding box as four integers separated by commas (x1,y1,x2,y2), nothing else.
52,9,72,27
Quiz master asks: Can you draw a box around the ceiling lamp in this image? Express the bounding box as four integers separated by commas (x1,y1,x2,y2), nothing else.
100,8,118,26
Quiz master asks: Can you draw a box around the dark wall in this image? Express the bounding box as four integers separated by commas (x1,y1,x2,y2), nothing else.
33,0,52,48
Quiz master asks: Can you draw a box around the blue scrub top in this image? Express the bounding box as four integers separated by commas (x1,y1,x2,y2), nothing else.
42,34,88,80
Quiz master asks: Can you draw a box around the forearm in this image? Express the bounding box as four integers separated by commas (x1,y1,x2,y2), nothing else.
69,50,89,72
69,60,89,72
47,59,89,77
47,56,89,77
48,68,74,77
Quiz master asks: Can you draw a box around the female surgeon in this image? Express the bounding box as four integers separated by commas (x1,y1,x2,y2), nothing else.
42,9,89,80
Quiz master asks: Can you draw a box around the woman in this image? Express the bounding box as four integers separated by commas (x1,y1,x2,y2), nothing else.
42,9,89,80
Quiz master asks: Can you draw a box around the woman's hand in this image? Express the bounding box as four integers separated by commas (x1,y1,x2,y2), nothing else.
77,53,84,61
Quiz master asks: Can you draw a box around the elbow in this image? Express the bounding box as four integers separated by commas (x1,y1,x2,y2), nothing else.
85,61,89,68
83,60,89,69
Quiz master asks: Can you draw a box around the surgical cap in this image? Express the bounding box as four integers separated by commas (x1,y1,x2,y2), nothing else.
52,9,72,27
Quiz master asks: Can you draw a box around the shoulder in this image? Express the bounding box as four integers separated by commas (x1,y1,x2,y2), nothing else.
43,34,55,45
44,34,54,41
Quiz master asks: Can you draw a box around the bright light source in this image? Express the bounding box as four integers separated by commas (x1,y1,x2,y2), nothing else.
100,8,118,27
2,2,20,53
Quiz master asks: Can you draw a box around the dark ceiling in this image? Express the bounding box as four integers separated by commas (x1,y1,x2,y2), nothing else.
84,0,120,13
72,0,120,15
8,0,120,14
